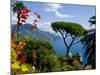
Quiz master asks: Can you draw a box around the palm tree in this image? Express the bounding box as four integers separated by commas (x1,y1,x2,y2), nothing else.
82,16,96,69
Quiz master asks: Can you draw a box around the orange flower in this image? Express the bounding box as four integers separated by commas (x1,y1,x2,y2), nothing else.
16,50,21,58
32,52,37,60
17,46,24,51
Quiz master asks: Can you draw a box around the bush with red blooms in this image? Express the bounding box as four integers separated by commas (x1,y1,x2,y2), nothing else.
14,40,27,64
15,41,26,57
19,54,27,64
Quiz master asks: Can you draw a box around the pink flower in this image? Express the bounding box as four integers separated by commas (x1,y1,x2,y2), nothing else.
37,15,41,19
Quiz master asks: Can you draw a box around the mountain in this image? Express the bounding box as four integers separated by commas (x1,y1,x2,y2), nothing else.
11,23,61,42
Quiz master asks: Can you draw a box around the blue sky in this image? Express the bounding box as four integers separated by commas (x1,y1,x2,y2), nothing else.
12,1,96,33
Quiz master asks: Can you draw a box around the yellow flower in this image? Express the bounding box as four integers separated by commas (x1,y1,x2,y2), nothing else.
12,62,20,70
21,64,28,72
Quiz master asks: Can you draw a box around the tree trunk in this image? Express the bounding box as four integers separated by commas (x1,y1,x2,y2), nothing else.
59,31,76,57
63,38,69,56
66,36,76,56
66,46,71,56
16,13,20,41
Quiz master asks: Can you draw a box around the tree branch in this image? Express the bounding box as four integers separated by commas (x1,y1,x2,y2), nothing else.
69,35,76,47
65,32,69,39
72,40,81,45
58,30,69,48
66,34,76,56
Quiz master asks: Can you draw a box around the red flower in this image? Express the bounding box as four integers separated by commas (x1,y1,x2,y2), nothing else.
21,13,29,16
17,46,24,51
19,55,27,64
21,15,28,19
21,12,28,16
21,55,27,61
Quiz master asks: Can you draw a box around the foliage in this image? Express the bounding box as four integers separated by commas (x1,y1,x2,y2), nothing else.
11,48,33,74
58,56,81,71
11,37,82,74
88,16,96,26
81,16,96,69
12,2,25,14
19,39,61,72
45,55,61,72
51,22,86,36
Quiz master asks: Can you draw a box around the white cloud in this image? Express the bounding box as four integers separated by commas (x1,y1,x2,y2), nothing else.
45,4,62,12
45,3,76,18
55,11,75,18
38,22,54,33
